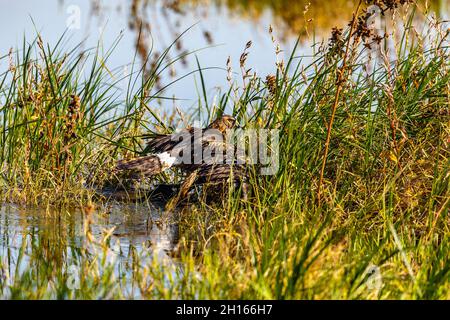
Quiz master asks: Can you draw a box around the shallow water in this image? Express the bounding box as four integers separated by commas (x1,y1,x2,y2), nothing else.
0,203,180,298
0,202,178,250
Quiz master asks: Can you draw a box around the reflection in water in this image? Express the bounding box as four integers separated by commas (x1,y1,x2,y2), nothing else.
124,0,447,40
0,204,180,298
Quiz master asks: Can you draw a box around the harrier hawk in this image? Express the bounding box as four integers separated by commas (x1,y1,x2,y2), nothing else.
116,115,249,204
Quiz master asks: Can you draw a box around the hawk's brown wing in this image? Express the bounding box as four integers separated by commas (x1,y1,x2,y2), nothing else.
116,155,163,178
144,127,197,154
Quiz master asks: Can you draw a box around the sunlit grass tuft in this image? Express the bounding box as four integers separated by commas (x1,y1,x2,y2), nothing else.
0,0,449,299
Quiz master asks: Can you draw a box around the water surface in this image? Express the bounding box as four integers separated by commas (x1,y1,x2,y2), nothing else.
1,1,446,105
0,203,180,298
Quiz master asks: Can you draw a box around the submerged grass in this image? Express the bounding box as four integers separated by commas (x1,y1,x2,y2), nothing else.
0,1,449,299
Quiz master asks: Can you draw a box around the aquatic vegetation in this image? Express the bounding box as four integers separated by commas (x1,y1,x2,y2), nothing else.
0,0,449,299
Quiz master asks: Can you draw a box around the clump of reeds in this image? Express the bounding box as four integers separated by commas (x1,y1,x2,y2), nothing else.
0,31,180,204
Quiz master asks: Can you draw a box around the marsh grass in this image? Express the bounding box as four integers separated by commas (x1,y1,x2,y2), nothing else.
0,0,449,299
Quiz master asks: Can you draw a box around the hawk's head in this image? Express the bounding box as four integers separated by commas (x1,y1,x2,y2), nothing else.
207,114,237,132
